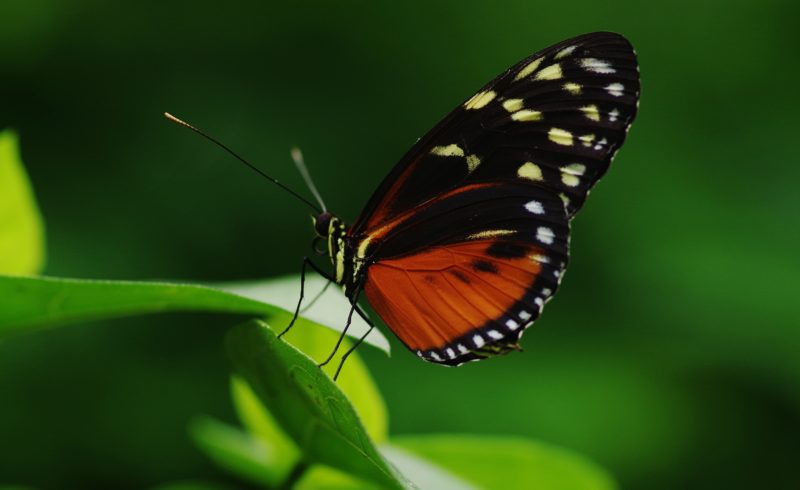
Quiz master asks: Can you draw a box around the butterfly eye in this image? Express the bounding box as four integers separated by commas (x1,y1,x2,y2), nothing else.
313,212,332,237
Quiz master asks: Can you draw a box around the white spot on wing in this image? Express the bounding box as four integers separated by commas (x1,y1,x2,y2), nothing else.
430,351,442,361
472,334,486,348
581,58,615,74
446,348,456,359
487,330,503,340
593,138,608,151
505,319,520,330
609,108,620,122
457,344,468,354
536,226,555,245
525,200,545,215
606,82,625,96
534,297,544,308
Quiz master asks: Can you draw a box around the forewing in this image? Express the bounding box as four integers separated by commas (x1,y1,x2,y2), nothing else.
351,31,639,235
362,182,569,365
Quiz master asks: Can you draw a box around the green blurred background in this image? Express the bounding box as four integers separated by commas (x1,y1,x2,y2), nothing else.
2,0,799,488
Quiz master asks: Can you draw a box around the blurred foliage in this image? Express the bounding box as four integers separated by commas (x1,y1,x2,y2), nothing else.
1,0,799,489
0,134,615,488
0,130,45,274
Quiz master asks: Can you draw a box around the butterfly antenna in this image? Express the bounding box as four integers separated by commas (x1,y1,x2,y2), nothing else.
164,112,322,214
290,147,327,213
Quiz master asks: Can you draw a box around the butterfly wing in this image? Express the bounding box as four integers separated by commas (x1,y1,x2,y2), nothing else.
361,182,569,364
349,32,640,364
351,31,639,236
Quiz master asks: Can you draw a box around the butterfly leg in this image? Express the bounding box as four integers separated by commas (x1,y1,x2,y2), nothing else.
278,256,333,339
333,316,375,381
317,288,361,369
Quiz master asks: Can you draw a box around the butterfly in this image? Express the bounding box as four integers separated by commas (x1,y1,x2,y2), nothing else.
167,31,640,379
297,31,640,374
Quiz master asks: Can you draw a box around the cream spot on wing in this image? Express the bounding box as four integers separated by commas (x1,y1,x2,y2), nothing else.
472,334,486,348
446,348,456,359
464,90,497,110
517,162,543,181
534,297,544,308
563,82,582,95
555,45,577,59
467,229,515,240
466,154,481,172
560,163,586,187
548,127,573,146
430,144,464,157
511,109,543,122
562,163,587,176
606,82,625,96
356,235,373,258
518,310,532,321
609,108,620,122
536,226,555,244
525,200,545,215
506,319,520,330
530,253,550,264
581,58,615,74
561,173,580,187
535,63,562,80
457,344,468,354
542,288,552,296
502,98,524,112
580,104,601,121
514,57,543,81
430,351,442,361
579,133,595,147
559,193,571,207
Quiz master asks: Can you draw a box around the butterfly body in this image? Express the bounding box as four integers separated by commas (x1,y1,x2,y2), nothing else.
312,32,640,367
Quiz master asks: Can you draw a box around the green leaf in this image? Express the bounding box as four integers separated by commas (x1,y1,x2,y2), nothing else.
227,317,388,485
392,434,617,490
0,129,45,274
0,275,389,353
225,319,410,489
218,274,390,353
230,376,301,480
275,308,389,443
188,415,280,486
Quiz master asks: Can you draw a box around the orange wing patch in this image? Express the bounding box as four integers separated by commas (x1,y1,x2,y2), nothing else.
364,239,562,365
